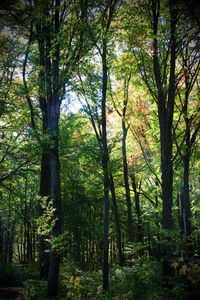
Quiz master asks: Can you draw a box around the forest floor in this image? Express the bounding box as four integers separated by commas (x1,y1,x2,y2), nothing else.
1,260,200,299
0,288,24,300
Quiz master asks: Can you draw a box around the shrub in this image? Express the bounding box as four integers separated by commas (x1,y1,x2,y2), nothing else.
23,280,47,300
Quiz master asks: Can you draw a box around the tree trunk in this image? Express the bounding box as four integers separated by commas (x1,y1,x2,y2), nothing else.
130,171,143,243
8,223,14,263
37,13,51,278
180,83,193,240
46,68,62,299
46,102,62,297
36,1,62,295
152,0,175,230
109,174,125,266
47,2,62,295
152,0,176,280
122,122,134,242
160,131,173,231
101,37,110,291
117,74,135,244
181,155,191,237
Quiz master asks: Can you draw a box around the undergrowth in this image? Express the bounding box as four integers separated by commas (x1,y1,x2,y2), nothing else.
21,257,200,299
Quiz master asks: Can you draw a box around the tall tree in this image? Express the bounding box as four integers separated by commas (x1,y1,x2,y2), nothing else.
34,1,62,295
124,0,178,277
33,0,88,296
97,0,118,289
113,75,135,242
151,0,176,234
175,39,200,239
76,72,124,266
